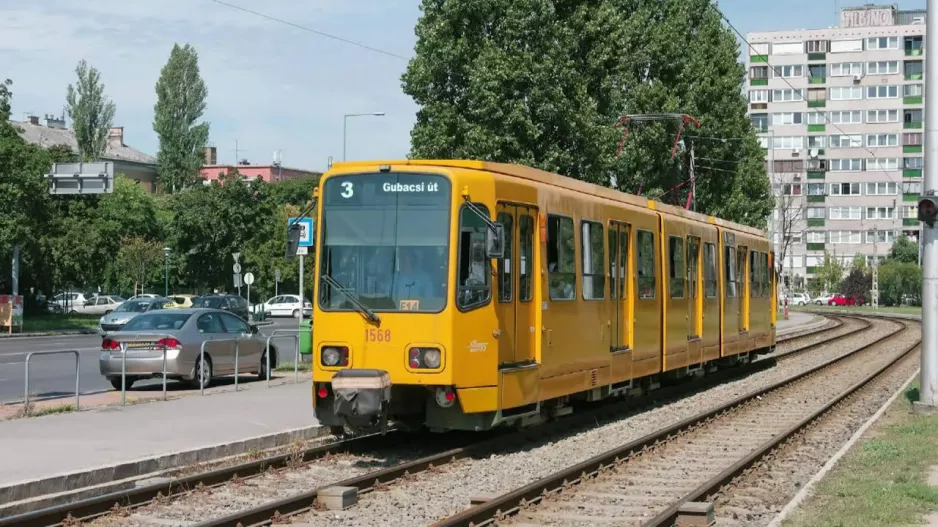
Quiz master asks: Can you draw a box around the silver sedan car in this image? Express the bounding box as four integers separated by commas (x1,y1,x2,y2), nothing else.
99,308,279,390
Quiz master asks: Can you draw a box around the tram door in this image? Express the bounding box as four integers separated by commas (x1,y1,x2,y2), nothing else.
687,236,701,340
609,222,631,351
737,245,749,333
495,204,538,366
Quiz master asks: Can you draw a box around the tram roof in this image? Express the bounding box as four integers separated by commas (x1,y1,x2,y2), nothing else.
329,159,766,238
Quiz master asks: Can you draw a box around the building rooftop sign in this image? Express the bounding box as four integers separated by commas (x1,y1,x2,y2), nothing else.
840,5,897,28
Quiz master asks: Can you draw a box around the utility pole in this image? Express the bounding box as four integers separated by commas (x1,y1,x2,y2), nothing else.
871,230,879,309
916,0,938,413
689,143,696,212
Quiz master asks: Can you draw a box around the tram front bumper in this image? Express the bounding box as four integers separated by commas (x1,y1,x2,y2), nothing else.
330,369,391,419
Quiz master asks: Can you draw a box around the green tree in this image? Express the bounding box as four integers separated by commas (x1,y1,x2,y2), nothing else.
888,234,919,264
65,60,116,161
841,267,872,304
401,0,771,227
878,261,921,306
153,44,210,193
117,237,164,296
851,253,868,273
815,251,844,293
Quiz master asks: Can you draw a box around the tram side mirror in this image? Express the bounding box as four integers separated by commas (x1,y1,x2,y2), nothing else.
486,224,505,259
285,223,301,260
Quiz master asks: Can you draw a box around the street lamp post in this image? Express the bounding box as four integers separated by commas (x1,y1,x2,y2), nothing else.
343,112,386,161
163,247,171,297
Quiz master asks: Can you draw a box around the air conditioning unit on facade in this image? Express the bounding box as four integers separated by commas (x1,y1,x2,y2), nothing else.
792,148,802,157
809,148,819,158
853,74,863,84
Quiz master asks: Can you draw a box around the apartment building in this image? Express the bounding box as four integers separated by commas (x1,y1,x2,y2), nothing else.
746,4,925,288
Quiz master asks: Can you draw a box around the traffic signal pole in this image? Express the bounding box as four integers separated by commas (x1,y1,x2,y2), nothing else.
915,0,938,413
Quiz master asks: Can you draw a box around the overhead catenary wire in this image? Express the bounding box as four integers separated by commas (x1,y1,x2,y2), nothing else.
710,3,906,188
211,0,410,61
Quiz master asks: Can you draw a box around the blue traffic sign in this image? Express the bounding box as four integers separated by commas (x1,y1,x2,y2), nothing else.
288,217,314,247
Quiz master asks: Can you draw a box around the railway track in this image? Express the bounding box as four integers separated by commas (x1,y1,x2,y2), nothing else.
6,315,868,527
431,316,918,527
775,315,843,344
769,314,871,361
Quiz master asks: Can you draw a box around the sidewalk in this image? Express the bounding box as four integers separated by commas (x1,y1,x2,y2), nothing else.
0,381,323,505
777,310,820,334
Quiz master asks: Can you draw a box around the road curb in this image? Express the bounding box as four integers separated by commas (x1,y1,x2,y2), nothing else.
0,424,329,510
0,329,98,339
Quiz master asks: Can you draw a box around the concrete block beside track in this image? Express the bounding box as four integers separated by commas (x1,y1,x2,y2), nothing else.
0,382,324,508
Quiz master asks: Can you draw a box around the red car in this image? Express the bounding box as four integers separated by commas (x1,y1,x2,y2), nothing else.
828,294,865,306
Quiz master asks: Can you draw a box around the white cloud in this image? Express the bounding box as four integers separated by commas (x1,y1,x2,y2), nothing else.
0,0,419,170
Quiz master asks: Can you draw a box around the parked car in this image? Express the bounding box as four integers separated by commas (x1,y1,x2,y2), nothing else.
128,293,161,300
99,297,171,333
814,293,834,305
72,295,125,315
191,294,250,320
165,294,198,309
98,308,279,390
255,294,312,318
786,292,811,306
828,294,866,307
49,292,91,312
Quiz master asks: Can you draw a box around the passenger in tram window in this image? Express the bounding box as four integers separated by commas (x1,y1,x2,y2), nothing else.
392,249,434,301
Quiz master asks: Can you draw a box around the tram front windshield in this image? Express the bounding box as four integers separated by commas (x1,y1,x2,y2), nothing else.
319,173,451,313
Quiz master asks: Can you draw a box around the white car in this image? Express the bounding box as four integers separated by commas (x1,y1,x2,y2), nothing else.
257,295,312,318
49,292,91,312
71,295,125,315
814,293,834,305
787,292,811,306
128,293,160,300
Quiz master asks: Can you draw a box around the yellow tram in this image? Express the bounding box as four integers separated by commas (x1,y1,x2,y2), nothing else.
306,160,776,433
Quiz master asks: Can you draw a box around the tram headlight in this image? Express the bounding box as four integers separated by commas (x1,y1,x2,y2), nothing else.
321,346,349,367
408,347,443,370
422,348,442,369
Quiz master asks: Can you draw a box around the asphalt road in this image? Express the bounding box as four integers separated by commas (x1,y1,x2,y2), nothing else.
0,318,309,404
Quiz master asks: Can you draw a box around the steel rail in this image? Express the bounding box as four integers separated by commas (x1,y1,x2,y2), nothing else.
431,316,907,527
771,315,873,361
644,324,920,527
775,315,843,343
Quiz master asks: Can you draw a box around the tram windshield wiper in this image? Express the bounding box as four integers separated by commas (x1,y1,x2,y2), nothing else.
321,274,381,324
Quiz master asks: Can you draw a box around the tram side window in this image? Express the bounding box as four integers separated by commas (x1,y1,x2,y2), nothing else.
497,212,514,303
637,230,656,299
724,244,737,298
737,246,747,297
749,251,758,298
704,242,718,298
609,227,629,300
519,215,534,302
581,221,605,300
668,236,685,298
456,204,492,310
687,237,700,299
762,253,770,296
547,215,576,300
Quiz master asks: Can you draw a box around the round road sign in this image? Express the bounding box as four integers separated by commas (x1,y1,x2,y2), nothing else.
244,272,255,285
232,263,242,274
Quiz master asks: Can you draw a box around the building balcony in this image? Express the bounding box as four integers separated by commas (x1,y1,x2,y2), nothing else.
906,48,923,56
905,96,923,105
905,73,924,81
904,168,922,178
807,195,826,203
904,193,919,202
806,266,818,274
808,100,826,108
750,54,769,63
808,77,826,85
904,121,923,129
807,124,826,132
751,78,768,86
904,145,923,154
904,218,920,226
807,243,826,251
807,52,826,61
807,171,826,179
807,218,825,227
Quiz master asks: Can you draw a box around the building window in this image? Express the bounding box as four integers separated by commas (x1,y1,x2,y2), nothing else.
829,110,863,124
772,41,804,55
829,206,862,220
868,158,899,171
904,181,922,194
866,61,899,75
668,236,685,299
806,207,826,219
806,112,827,125
773,89,804,102
905,61,923,76
751,114,768,131
830,86,863,100
808,136,827,149
905,109,923,124
865,230,895,244
806,40,829,53
830,62,864,76
750,66,769,79
902,205,919,218
547,214,576,301
829,159,863,171
771,112,803,125
772,65,803,78
866,134,899,147
867,85,899,99
904,133,923,146
905,84,924,97
806,231,827,243
807,159,828,171
867,110,899,123
905,157,923,169
905,36,923,53
771,136,805,150
750,42,770,55
866,207,895,220
637,230,656,300
829,135,862,148
866,182,898,195
830,231,863,244
866,36,899,50
806,182,826,195
829,182,862,196
807,88,827,102
580,221,605,300
773,160,804,173
750,90,770,103
831,39,864,53
783,183,803,195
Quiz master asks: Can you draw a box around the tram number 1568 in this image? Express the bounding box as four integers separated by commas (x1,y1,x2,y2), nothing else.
365,328,392,343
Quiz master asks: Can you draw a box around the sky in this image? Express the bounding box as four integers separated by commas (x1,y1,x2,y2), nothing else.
0,0,928,172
